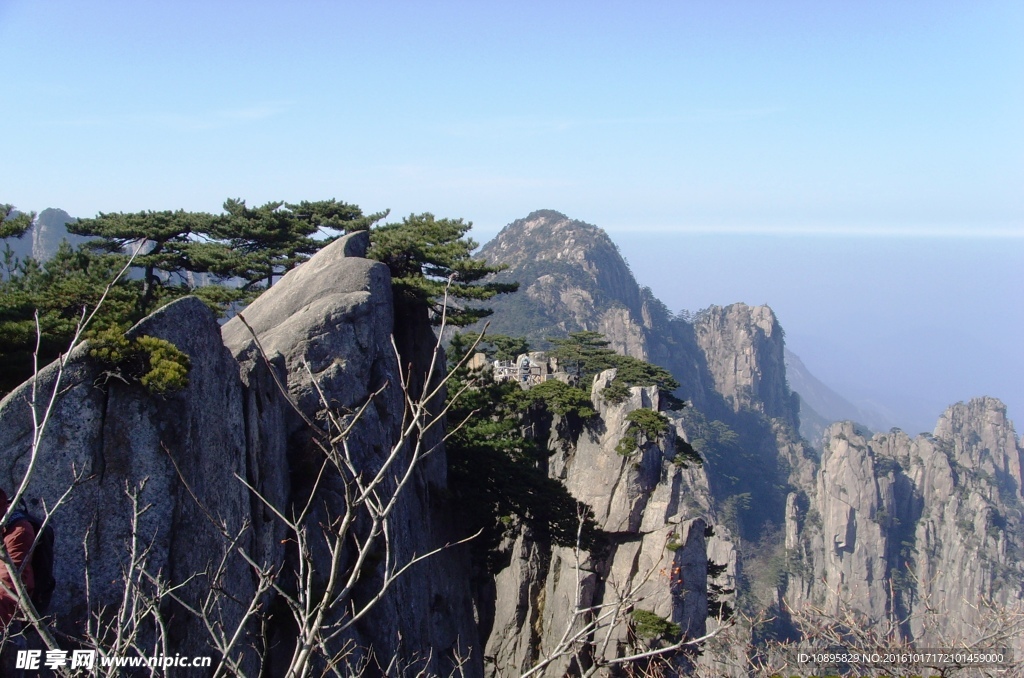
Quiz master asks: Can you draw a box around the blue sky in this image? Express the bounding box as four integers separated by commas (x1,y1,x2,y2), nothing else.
2,1,1022,430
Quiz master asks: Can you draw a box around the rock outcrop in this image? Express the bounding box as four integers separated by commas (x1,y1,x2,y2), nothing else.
784,398,1024,657
0,296,271,669
222,231,479,674
784,421,900,622
692,304,797,430
475,211,1024,672
478,214,804,449
0,231,478,676
482,370,732,676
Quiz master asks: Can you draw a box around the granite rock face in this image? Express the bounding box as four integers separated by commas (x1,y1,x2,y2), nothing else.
784,398,1024,656
476,212,818,674
911,398,1024,647
223,230,479,674
483,370,731,677
784,421,897,621
693,304,798,430
0,296,270,667
0,231,478,675
222,231,398,433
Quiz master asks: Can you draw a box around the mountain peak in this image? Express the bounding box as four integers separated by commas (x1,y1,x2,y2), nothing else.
480,210,617,271
522,208,569,222
1,207,84,262
477,211,647,350
37,207,74,224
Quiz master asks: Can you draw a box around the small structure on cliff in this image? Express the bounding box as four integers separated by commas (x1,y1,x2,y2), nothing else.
493,352,556,386
471,351,572,387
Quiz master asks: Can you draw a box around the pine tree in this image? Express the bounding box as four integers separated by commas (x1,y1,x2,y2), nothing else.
0,242,139,394
214,199,314,289
444,333,602,567
285,199,386,234
547,330,618,378
547,331,681,404
214,198,384,290
0,204,34,239
68,209,220,314
479,334,530,361
368,213,518,326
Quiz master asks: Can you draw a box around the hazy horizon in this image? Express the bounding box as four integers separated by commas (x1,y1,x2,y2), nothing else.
604,229,1023,435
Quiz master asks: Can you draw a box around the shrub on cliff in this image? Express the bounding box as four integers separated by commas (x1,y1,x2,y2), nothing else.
547,330,681,405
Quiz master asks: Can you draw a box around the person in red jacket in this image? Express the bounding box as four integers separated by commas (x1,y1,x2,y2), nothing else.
0,489,35,628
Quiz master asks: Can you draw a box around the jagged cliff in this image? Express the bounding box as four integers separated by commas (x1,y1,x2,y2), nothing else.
784,397,1024,658
479,212,700,414
476,211,817,674
479,210,809,534
477,210,1024,675
691,304,798,430
481,371,730,676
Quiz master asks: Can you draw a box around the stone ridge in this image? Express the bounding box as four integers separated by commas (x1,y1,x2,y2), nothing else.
474,210,1024,672
784,397,1024,658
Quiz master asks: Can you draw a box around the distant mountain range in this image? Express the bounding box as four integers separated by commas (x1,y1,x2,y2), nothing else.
475,209,894,446
473,210,1024,673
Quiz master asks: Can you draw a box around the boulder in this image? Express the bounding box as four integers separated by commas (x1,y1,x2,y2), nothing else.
223,230,479,676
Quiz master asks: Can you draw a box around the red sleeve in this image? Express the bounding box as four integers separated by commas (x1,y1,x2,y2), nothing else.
3,519,36,593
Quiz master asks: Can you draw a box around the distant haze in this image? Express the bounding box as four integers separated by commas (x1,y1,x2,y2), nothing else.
592,230,1023,435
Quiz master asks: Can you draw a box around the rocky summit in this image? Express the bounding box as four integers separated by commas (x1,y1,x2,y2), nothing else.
478,210,655,360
